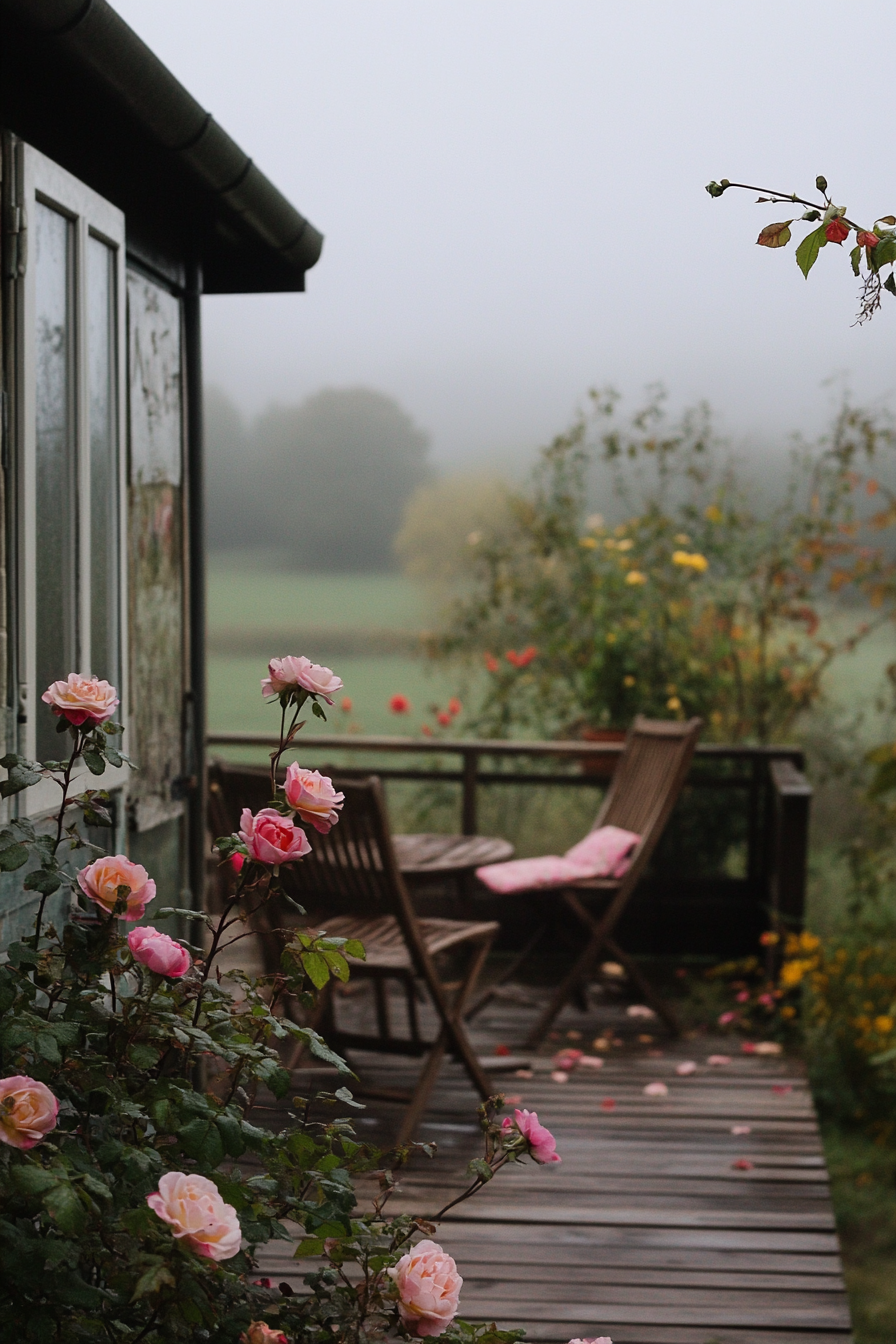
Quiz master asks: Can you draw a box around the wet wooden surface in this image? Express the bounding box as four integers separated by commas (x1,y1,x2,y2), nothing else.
393,833,515,875
256,984,852,1344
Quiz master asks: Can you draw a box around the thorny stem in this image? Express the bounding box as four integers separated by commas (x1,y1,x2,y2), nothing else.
33,726,87,948
718,181,864,233
428,1154,510,1223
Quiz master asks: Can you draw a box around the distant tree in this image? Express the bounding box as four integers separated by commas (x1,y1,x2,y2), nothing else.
395,473,513,588
203,385,433,571
255,387,432,571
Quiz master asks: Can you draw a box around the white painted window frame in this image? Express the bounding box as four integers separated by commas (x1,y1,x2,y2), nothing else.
15,143,130,817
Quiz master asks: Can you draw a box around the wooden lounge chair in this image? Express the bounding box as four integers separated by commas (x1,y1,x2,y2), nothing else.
208,762,499,1142
475,716,702,1049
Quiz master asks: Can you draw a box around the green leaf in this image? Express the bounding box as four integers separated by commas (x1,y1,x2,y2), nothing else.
0,841,29,871
334,1086,364,1109
1,764,42,798
343,939,366,960
215,1112,246,1159
311,700,326,720
44,1182,86,1234
132,1260,176,1300
301,951,330,990
850,245,863,277
10,1165,59,1197
128,1044,160,1069
870,232,896,271
24,868,61,896
294,1236,325,1257
467,1157,495,1182
795,223,827,277
323,950,350,983
179,1117,225,1168
885,273,896,297
82,748,105,777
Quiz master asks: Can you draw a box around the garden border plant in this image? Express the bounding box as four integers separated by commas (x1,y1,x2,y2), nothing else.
0,663,572,1344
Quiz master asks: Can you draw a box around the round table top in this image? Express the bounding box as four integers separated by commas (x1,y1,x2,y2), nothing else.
393,832,514,875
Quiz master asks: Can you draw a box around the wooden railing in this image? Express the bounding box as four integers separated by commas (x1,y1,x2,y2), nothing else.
206,732,812,956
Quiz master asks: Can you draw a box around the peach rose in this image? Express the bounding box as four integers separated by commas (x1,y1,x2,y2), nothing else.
283,764,344,834
387,1239,462,1337
127,926,191,977
41,673,119,726
261,656,343,704
240,1326,288,1344
502,1108,561,1164
146,1171,241,1261
77,855,156,921
0,1075,58,1149
238,808,312,865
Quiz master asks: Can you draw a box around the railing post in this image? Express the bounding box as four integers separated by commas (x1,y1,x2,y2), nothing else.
768,759,812,929
461,750,478,835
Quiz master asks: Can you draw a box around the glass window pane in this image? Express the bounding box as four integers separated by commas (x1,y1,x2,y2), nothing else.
87,235,119,694
34,201,76,762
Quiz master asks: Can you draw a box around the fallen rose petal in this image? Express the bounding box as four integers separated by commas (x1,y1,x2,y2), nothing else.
741,1042,757,1054
551,1070,569,1083
514,1069,533,1079
566,1030,583,1041
600,1098,616,1111
731,1158,754,1171
578,1056,604,1068
643,1081,668,1097
754,1041,783,1056
552,1048,583,1071
731,1124,752,1135
772,1084,792,1095
707,1055,731,1066
637,1034,654,1044
675,1061,697,1076
494,1044,510,1057
718,1011,739,1026
593,1037,609,1050
627,1004,656,1019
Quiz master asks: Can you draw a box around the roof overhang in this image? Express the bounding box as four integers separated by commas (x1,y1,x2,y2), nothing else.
0,0,323,293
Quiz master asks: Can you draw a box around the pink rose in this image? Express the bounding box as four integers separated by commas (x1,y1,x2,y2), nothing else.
239,808,312,865
241,1326,288,1344
261,656,343,704
127,926,191,977
146,1171,241,1261
502,1108,561,1164
0,1075,58,1149
77,855,156,921
41,673,119,727
283,764,344,834
387,1239,462,1337
718,1010,738,1026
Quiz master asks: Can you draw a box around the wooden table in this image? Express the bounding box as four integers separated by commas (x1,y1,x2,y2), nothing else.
393,832,513,877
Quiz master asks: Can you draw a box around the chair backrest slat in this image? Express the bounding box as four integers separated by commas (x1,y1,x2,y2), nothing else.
592,716,702,879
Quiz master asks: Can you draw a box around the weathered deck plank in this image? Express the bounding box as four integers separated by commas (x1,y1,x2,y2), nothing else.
257,986,852,1343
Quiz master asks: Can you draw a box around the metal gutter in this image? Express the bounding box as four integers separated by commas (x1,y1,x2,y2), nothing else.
0,0,323,282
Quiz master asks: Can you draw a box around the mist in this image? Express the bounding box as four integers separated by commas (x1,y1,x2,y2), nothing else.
111,0,896,470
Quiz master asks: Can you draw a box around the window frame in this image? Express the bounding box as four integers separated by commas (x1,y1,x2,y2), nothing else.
15,143,130,816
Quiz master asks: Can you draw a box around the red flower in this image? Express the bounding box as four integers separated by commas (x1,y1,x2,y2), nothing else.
825,217,850,244
389,694,410,714
857,231,879,248
448,697,462,716
506,645,538,668
340,696,353,713
484,653,499,673
437,711,451,727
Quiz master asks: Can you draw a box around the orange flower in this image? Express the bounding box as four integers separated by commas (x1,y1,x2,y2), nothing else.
448,697,462,716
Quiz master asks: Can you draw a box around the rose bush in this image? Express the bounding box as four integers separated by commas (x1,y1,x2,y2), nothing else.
0,663,569,1344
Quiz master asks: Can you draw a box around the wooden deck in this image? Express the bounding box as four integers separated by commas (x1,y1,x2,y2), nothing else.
257,985,852,1344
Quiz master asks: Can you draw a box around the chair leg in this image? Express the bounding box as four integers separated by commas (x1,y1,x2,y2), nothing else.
395,1027,448,1145
523,924,608,1050
604,937,680,1038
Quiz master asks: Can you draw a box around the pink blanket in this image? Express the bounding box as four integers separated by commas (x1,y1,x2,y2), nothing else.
475,824,641,895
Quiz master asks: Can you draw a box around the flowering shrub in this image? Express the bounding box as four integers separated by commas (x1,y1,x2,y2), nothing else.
0,665,563,1342
427,389,894,741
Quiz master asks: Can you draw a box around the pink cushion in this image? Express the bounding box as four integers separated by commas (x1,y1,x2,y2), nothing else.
475,824,640,894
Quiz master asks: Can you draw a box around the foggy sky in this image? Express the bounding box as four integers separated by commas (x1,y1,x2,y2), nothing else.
112,0,896,467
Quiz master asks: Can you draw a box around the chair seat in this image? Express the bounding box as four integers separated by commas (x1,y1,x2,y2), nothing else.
304,914,499,970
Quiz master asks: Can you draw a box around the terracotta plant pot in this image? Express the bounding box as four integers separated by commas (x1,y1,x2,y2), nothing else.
579,726,627,778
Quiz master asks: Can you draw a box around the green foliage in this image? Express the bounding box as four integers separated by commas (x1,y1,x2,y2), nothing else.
426,389,895,742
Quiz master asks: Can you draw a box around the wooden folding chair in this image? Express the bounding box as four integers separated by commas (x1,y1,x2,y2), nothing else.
470,716,701,1049
208,762,499,1141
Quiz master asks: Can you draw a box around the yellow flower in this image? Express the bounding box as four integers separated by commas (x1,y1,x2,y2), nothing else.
874,1015,894,1034
799,930,821,952
672,550,709,573
625,571,647,586
780,1005,797,1020
623,675,636,688
780,959,810,988
705,504,723,523
579,536,598,549
666,696,682,711
616,538,634,551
